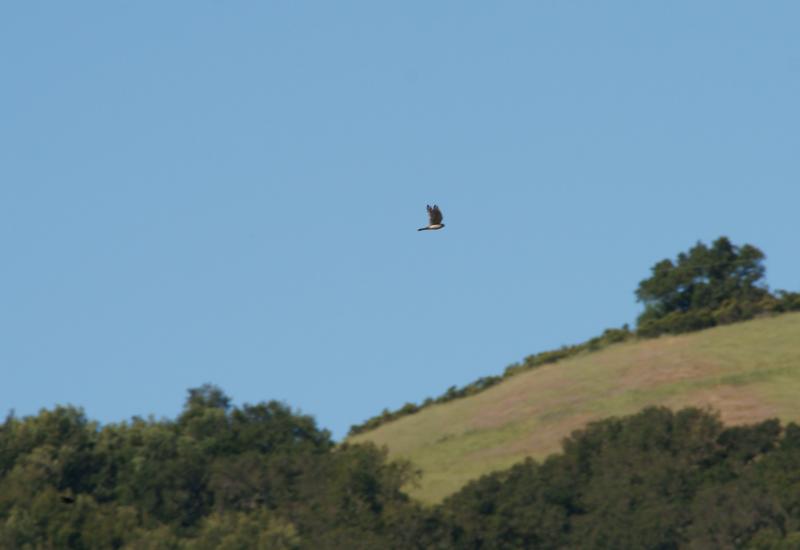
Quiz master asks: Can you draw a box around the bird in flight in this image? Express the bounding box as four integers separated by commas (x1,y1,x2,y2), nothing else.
418,204,445,231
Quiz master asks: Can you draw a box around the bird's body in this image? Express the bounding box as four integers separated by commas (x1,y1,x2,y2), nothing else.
418,204,445,231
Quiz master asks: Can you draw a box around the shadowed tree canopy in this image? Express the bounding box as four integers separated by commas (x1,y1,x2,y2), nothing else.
435,407,800,549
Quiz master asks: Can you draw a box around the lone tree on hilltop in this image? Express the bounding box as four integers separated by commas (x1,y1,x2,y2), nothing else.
635,237,770,335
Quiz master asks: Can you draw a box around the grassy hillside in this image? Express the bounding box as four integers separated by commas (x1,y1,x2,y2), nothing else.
350,312,800,503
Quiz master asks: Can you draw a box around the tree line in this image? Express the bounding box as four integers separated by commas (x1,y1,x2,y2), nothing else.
4,387,800,548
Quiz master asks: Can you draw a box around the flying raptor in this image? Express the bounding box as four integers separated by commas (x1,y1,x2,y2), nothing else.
418,204,445,231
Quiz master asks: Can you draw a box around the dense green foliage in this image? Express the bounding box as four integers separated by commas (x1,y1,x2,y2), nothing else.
6,394,800,548
437,407,800,549
350,237,800,436
636,237,800,337
0,385,423,549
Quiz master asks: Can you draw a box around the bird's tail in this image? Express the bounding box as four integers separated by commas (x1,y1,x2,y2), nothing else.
417,227,430,231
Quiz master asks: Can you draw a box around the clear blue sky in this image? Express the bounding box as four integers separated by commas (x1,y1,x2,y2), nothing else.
2,3,798,439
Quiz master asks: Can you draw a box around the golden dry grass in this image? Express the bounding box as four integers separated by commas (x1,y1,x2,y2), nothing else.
349,312,800,503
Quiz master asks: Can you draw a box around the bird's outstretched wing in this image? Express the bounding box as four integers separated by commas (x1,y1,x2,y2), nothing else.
427,204,443,225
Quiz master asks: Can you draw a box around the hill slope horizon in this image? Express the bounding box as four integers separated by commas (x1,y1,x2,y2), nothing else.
350,312,800,503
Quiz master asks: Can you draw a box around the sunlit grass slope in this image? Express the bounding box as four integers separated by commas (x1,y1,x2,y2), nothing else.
350,312,800,504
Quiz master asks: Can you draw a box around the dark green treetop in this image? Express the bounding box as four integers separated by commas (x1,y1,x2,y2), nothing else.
635,237,771,335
